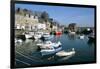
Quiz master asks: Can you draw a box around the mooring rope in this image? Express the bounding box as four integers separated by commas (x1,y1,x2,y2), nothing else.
16,51,43,62
15,59,31,66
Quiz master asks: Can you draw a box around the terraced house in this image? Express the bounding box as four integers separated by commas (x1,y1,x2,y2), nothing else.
15,8,47,31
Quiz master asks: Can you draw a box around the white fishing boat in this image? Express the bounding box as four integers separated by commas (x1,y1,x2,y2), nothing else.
40,46,62,56
79,35,85,39
15,38,23,43
87,30,94,43
37,41,61,49
25,34,33,39
88,34,95,42
40,46,55,56
37,41,62,56
88,32,94,40
41,33,54,40
69,30,76,34
24,31,34,39
70,32,75,34
56,48,75,57
43,33,50,38
34,32,43,39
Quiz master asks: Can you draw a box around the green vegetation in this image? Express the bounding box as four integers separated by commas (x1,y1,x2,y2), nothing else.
81,29,93,35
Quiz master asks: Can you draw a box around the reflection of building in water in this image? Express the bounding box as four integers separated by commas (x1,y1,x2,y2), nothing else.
67,34,77,40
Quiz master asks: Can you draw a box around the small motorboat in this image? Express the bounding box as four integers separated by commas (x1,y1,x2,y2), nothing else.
37,41,62,56
88,36,95,42
41,33,53,40
88,35,94,40
25,34,33,39
23,31,34,39
37,41,62,49
34,32,43,39
88,32,95,42
15,38,23,43
42,33,50,38
40,46,55,56
56,48,75,57
79,35,85,39
40,46,62,56
69,31,76,34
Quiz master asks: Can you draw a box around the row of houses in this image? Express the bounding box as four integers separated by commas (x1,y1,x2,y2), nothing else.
15,8,58,31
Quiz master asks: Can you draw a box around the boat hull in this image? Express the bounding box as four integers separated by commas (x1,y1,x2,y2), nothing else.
25,34,33,39
88,36,95,43
40,35,53,40
41,46,62,56
56,50,75,57
56,32,62,35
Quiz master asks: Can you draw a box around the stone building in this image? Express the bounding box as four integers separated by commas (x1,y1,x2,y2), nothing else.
15,8,39,31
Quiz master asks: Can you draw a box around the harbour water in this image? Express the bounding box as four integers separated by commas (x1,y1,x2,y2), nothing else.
15,34,95,68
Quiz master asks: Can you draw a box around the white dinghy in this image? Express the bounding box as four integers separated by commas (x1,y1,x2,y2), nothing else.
56,48,75,57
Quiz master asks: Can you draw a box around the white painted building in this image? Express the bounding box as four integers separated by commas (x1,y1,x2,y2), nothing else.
15,13,39,31
36,23,46,30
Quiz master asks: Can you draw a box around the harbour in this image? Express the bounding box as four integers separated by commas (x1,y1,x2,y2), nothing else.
15,33,95,68
14,4,95,68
